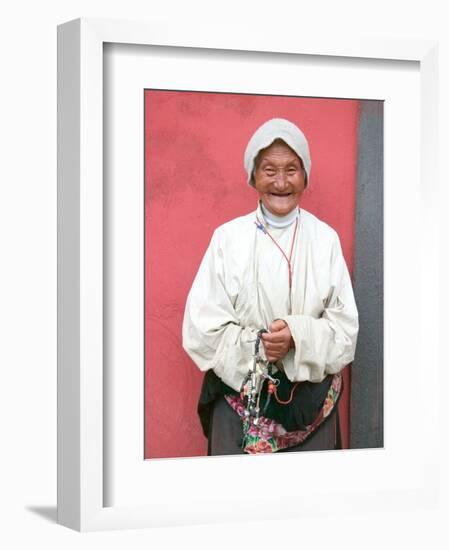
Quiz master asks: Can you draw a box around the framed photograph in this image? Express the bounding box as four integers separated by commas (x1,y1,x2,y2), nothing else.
58,18,439,531
143,89,381,460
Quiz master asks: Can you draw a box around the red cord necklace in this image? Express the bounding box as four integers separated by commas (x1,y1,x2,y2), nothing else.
254,212,300,405
268,380,298,405
254,214,298,289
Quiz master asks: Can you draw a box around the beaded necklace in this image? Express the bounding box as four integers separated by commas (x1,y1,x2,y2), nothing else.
249,208,301,416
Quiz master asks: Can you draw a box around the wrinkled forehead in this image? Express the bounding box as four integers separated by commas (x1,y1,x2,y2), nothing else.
254,138,304,167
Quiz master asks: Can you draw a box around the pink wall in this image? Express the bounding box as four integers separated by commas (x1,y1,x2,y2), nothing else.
145,90,359,458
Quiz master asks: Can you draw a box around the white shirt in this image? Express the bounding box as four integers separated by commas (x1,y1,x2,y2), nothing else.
182,202,359,392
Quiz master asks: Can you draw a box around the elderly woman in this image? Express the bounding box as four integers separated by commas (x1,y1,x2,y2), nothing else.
182,118,359,455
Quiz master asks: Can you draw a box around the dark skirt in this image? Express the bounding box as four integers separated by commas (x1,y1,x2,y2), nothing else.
197,369,341,455
208,395,339,455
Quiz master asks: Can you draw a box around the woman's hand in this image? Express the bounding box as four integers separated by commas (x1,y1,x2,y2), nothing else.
261,319,295,362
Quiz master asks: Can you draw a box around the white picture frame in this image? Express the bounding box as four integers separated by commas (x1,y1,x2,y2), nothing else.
57,17,440,531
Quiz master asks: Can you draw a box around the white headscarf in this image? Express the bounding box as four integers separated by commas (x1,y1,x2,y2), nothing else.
243,118,312,187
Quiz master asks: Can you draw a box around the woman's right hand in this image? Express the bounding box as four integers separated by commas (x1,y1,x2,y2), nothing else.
261,319,294,362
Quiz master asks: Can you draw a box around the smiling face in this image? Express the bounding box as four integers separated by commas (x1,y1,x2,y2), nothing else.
253,139,306,217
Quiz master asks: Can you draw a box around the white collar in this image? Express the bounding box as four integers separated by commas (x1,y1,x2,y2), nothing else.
260,202,299,229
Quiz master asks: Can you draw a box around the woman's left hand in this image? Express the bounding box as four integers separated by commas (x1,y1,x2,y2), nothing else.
261,319,295,362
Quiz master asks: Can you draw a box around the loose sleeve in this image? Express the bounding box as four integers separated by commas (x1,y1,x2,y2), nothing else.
182,230,263,392
281,235,359,383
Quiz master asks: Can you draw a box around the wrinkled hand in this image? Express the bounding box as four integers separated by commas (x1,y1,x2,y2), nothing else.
261,319,295,363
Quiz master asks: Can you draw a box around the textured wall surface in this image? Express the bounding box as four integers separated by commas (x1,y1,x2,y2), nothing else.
350,100,384,448
144,90,360,458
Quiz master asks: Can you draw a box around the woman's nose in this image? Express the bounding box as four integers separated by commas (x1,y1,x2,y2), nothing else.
273,171,288,189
